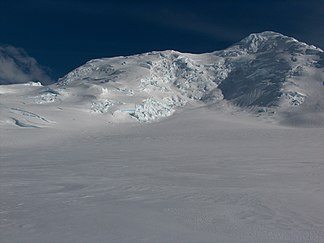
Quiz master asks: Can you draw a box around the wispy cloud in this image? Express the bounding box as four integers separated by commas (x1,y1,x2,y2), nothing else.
122,3,254,48
0,45,53,85
148,9,245,42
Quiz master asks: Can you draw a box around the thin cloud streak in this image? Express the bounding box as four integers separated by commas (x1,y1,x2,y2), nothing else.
128,8,245,44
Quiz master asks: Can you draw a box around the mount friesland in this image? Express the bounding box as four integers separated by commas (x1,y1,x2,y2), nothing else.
1,31,324,127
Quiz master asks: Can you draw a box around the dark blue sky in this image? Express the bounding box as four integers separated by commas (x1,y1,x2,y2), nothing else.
1,0,323,80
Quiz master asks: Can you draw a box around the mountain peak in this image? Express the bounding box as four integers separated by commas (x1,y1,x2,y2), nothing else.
235,31,322,54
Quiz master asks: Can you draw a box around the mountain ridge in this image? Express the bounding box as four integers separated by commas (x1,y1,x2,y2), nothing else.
1,31,324,126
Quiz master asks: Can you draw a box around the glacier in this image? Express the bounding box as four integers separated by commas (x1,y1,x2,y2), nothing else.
1,32,324,243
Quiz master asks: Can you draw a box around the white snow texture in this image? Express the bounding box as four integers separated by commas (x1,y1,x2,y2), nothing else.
1,32,324,243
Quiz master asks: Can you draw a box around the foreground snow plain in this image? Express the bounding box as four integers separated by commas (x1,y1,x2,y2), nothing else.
1,106,324,243
1,32,324,242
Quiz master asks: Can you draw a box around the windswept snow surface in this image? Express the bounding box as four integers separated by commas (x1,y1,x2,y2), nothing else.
1,109,324,243
1,31,324,242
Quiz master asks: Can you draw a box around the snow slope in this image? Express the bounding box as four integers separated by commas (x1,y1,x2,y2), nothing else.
1,32,324,242
1,107,324,243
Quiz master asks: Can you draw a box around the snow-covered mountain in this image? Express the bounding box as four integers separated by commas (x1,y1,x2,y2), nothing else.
1,31,324,126
2,32,324,243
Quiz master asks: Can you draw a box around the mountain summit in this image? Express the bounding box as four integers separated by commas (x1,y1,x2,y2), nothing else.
234,31,322,54
1,32,324,126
